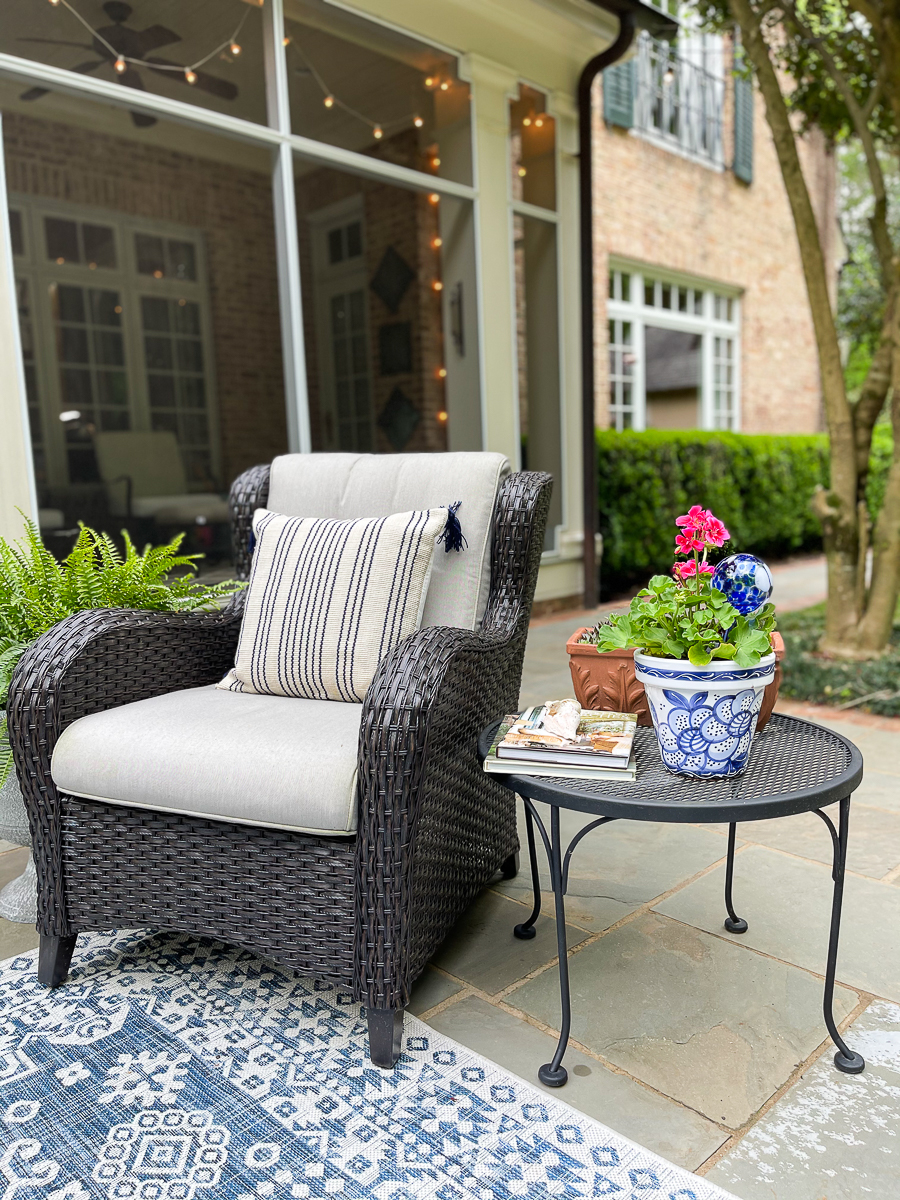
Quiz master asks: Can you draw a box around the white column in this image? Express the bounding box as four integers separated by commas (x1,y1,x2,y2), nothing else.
0,114,37,543
462,54,520,465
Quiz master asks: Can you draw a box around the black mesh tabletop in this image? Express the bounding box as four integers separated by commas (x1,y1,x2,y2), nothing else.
478,714,863,823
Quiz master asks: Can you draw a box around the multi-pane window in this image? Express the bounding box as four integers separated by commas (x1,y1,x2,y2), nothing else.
10,198,216,491
142,296,211,483
607,264,740,432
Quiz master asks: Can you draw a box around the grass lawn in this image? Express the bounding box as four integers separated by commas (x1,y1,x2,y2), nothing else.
779,603,900,717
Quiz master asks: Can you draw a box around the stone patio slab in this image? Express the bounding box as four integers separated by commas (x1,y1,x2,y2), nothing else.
707,1000,900,1199
495,807,732,932
430,889,588,994
656,845,900,1001
0,847,39,961
852,769,900,815
506,911,857,1128
426,994,729,1172
736,804,900,879
408,966,463,1016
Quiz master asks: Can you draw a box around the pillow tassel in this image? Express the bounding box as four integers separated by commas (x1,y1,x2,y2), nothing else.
439,501,467,553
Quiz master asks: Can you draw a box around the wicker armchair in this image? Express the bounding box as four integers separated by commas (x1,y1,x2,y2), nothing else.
8,461,551,1068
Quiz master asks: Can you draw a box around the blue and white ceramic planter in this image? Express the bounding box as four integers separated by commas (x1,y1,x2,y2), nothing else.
634,651,777,778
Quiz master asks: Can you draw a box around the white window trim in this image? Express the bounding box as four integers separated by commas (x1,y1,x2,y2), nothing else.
607,260,741,432
0,0,478,473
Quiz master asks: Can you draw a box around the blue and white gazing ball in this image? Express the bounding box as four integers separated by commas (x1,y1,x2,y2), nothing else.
711,553,774,616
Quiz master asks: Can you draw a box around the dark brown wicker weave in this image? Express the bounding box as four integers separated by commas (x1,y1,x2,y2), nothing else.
8,464,551,1067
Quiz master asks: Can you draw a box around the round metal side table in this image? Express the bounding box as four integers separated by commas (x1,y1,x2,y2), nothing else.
479,713,866,1088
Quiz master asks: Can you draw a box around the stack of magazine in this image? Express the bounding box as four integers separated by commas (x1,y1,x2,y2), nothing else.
484,700,637,782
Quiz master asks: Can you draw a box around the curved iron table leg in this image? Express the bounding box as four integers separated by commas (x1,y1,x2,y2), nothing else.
514,803,542,940
817,798,865,1073
539,804,570,1088
723,822,748,934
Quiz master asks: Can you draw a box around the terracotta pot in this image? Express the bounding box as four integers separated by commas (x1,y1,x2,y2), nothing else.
565,628,785,731
755,631,785,731
566,630,652,725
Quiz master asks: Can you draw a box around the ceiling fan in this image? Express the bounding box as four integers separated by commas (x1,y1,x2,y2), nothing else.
18,1,239,128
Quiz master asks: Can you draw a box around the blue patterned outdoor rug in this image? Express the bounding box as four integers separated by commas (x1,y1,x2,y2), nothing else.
0,930,736,1199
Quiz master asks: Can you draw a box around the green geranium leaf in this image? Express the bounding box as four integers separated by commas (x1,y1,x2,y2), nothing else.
688,643,712,666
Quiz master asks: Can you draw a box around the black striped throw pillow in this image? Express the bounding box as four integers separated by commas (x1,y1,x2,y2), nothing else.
218,507,447,702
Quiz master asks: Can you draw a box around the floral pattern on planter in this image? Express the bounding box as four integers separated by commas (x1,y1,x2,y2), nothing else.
654,688,759,776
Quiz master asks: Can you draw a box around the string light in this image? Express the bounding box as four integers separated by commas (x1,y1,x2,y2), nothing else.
323,95,334,108
429,193,440,205
373,125,383,139
44,0,252,87
431,156,441,168
437,367,447,378
437,411,448,422
534,116,544,128
424,76,436,89
432,280,443,292
283,36,291,46
439,80,450,91
523,116,532,127
518,167,527,177
432,236,442,248
413,115,424,128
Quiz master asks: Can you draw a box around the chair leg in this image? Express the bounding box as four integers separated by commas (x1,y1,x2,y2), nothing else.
500,850,520,880
38,934,78,989
367,1007,404,1069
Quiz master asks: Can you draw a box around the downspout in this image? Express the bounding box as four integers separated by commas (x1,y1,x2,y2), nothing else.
579,14,636,609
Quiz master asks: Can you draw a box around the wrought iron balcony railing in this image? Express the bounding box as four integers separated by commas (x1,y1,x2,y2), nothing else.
634,33,725,167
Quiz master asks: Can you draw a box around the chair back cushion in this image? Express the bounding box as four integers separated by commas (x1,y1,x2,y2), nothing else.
219,506,446,702
267,452,510,631
94,431,187,512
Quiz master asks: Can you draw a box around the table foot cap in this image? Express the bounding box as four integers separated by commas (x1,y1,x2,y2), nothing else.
538,1063,567,1087
834,1049,865,1074
724,917,748,934
514,923,537,940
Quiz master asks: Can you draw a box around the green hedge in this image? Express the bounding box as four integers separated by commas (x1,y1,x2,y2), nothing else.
597,430,830,596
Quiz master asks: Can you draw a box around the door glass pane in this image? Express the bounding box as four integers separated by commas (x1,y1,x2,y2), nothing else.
644,326,701,429
286,2,472,186
297,156,481,454
509,84,556,211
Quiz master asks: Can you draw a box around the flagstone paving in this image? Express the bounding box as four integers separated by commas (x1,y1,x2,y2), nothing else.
1,556,898,1196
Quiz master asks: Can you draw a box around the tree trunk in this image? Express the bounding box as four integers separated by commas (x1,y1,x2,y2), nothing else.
729,0,861,655
856,281,900,653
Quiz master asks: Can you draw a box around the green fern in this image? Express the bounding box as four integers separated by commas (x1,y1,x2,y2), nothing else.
0,516,244,785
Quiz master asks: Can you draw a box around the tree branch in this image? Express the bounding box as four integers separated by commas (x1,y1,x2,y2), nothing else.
781,0,894,283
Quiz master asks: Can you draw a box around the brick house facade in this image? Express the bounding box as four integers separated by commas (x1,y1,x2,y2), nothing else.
594,34,837,436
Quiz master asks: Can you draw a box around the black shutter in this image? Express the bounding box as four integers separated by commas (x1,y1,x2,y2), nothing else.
603,60,634,129
733,71,754,183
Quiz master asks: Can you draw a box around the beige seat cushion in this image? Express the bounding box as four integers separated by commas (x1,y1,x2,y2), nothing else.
267,451,509,631
51,686,362,836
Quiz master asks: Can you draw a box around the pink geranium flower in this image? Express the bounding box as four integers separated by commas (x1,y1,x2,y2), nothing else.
674,531,704,556
675,505,707,533
704,516,730,547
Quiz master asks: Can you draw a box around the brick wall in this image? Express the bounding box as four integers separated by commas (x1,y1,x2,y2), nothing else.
593,46,837,435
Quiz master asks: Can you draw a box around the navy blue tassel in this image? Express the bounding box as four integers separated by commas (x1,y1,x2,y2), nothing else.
248,529,256,558
438,501,467,553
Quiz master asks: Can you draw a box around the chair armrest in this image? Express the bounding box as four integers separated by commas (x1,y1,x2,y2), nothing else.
230,464,270,580
7,603,242,936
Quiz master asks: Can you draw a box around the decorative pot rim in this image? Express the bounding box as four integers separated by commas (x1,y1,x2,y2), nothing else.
634,650,776,672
